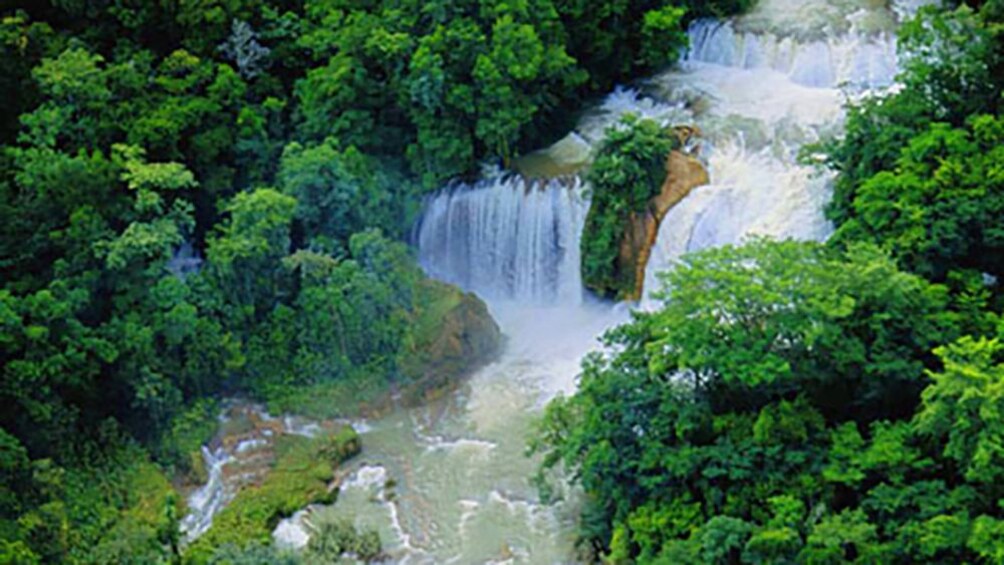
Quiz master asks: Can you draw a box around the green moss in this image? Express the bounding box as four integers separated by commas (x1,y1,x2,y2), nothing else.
397,279,501,400
410,279,463,344
183,427,360,564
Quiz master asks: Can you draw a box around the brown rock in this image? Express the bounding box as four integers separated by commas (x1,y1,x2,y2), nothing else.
620,146,709,300
398,281,502,403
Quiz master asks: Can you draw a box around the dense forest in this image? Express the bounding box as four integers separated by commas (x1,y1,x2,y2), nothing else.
533,1,1004,563
0,0,751,563
4,0,1003,563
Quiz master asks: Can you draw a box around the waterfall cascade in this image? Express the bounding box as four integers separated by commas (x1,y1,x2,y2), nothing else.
636,3,917,302
684,19,898,90
415,175,588,304
295,1,934,562
416,0,930,305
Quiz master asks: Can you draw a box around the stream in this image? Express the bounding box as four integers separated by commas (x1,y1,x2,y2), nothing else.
185,0,933,562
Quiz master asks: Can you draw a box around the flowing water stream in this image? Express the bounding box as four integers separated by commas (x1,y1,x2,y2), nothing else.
184,0,932,561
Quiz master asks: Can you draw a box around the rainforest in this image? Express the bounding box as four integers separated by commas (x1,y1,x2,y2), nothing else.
1,0,1003,563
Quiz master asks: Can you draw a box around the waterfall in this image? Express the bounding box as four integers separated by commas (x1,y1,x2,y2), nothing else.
347,1,932,561
415,0,926,308
415,175,588,305
180,445,234,542
636,6,916,303
684,20,898,89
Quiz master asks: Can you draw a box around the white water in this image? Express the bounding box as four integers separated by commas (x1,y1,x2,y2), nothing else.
180,445,235,541
636,0,931,303
293,300,627,563
180,405,338,544
279,0,928,562
415,175,589,305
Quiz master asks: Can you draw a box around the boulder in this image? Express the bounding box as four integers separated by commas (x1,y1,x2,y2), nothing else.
398,280,502,402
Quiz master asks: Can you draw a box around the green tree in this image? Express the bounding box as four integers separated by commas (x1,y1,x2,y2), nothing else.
206,187,297,327
831,115,1004,282
915,337,1004,486
534,239,964,559
278,140,415,246
581,114,677,298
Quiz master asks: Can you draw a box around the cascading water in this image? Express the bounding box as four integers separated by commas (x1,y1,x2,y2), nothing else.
276,1,930,562
179,404,328,544
415,175,589,305
637,0,935,302
180,445,234,541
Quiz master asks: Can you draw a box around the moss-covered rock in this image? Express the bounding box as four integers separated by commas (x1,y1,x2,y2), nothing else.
182,427,360,564
261,276,502,420
397,279,503,403
622,148,709,300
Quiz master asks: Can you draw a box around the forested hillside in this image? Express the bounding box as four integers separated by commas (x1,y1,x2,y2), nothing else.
533,2,1004,563
0,0,750,562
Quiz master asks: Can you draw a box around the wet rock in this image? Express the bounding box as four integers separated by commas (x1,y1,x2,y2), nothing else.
625,148,710,300
513,132,593,178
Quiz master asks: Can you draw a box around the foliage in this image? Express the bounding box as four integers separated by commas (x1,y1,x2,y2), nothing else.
184,427,360,564
541,2,1004,562
207,542,303,565
304,516,381,563
278,140,417,245
1,434,180,564
0,0,753,559
830,114,1004,282
531,239,1004,562
581,114,678,298
823,4,1004,283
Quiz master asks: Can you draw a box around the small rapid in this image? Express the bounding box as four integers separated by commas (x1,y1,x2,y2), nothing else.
180,404,327,543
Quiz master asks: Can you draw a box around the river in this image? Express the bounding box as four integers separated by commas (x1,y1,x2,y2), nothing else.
188,0,930,562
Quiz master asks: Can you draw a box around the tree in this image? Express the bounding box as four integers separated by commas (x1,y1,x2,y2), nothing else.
534,239,964,559
206,187,296,326
218,19,270,79
831,115,1004,282
278,140,415,246
915,337,1004,486
581,114,677,298
644,240,955,419
897,5,1001,122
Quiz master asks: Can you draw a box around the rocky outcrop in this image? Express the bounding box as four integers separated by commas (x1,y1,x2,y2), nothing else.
513,132,593,178
625,148,709,299
581,124,709,301
596,125,708,301
398,279,502,402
